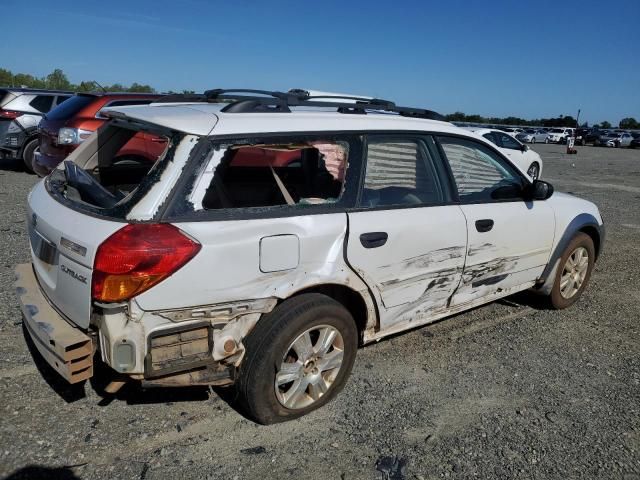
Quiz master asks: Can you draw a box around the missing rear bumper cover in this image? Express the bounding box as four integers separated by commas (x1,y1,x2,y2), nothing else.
144,322,214,379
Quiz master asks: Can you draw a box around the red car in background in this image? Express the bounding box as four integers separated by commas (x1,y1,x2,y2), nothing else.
34,92,166,177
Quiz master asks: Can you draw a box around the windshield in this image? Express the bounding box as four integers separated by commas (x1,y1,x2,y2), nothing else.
45,95,94,121
549,128,563,133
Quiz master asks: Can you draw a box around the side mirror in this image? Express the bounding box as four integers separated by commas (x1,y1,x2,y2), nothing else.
520,144,529,152
529,180,554,200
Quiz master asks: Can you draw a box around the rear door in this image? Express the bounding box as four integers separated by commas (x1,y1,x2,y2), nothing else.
346,134,467,331
437,135,555,306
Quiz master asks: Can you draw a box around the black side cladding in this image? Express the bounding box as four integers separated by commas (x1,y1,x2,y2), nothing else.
536,212,604,291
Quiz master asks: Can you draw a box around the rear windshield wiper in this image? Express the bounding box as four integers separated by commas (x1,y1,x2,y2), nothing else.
63,161,124,209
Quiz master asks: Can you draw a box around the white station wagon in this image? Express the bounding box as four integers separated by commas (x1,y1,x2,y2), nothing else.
15,89,605,424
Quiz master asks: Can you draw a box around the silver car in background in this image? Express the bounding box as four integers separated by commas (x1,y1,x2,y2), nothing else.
516,129,548,144
596,131,634,147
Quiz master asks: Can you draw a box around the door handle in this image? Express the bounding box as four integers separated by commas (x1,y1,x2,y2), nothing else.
360,232,388,248
475,219,494,232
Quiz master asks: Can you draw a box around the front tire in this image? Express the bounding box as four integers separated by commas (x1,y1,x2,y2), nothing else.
236,293,358,424
548,233,595,309
21,138,39,173
527,162,540,180
531,138,536,144
545,138,550,144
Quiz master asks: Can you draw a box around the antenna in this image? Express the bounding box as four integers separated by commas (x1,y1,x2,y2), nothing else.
92,80,107,93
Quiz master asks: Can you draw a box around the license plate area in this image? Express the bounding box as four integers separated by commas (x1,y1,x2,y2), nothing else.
29,225,57,264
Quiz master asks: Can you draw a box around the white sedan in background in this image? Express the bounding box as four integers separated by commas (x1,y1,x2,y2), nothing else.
464,128,543,180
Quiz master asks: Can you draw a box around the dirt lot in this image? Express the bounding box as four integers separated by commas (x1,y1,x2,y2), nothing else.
1,144,639,480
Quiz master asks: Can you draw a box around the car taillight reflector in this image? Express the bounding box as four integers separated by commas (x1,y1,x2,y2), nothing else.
0,110,23,119
92,224,201,302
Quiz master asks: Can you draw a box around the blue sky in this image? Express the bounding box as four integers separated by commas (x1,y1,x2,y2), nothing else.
2,0,638,124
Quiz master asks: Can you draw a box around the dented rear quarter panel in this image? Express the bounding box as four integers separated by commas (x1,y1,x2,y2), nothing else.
133,213,371,312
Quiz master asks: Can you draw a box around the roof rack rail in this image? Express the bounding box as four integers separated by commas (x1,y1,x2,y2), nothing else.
154,93,208,103
154,88,445,121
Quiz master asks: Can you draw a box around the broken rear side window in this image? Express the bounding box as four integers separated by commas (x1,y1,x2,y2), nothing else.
188,136,356,211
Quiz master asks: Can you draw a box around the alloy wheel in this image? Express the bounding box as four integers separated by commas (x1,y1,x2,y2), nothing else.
559,247,589,299
275,325,344,409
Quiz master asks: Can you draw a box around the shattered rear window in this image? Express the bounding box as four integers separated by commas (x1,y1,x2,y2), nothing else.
46,120,179,219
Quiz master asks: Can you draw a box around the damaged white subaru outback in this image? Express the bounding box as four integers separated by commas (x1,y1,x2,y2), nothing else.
15,89,604,424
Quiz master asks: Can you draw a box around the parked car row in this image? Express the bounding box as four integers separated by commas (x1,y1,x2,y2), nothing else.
15,87,604,424
35,91,166,177
592,130,637,148
514,125,640,148
3,89,637,177
0,88,72,169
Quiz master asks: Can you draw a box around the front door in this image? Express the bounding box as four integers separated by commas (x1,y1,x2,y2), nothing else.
437,135,555,307
346,135,467,331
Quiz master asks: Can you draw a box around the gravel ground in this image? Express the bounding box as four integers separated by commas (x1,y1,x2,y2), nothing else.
1,144,639,480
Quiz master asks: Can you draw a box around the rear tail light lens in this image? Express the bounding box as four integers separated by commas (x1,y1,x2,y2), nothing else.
92,224,201,302
0,110,23,119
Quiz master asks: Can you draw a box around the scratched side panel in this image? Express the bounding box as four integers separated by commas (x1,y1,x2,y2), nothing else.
451,201,555,307
346,206,467,331
134,213,369,311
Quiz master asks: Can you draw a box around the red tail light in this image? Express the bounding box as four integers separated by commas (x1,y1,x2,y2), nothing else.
0,110,23,119
92,224,201,302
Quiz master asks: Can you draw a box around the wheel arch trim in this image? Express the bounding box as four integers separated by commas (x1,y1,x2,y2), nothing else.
281,283,378,344
536,213,604,294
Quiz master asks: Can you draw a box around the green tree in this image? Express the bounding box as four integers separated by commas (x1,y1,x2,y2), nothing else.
77,81,97,92
0,68,13,86
46,68,72,90
445,111,467,122
13,73,45,88
127,82,155,93
599,121,612,129
106,83,125,92
619,117,639,129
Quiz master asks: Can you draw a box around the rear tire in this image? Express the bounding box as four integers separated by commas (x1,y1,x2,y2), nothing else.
531,138,536,144
21,138,38,173
548,233,595,309
235,293,358,424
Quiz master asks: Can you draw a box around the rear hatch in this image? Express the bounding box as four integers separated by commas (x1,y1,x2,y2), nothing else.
28,181,123,328
28,109,209,328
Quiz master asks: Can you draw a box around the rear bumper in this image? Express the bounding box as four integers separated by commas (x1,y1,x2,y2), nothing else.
15,263,93,384
0,146,20,158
